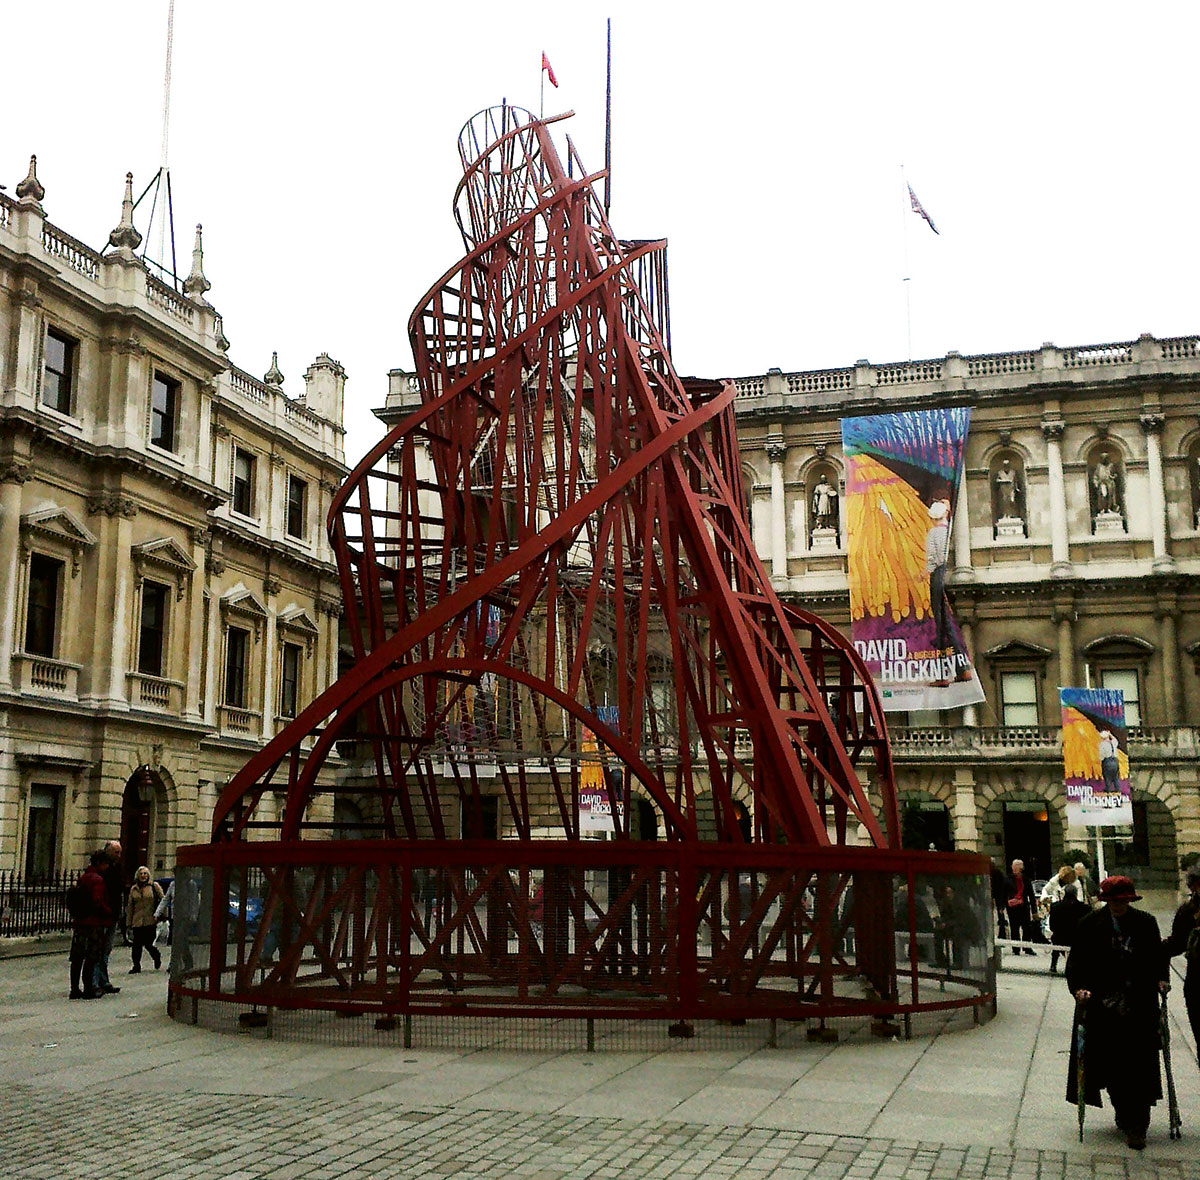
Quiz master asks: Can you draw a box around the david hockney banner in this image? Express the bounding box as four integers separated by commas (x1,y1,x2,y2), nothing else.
1060,687,1133,826
842,408,985,712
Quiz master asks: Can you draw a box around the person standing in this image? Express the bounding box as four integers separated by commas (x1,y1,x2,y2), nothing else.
1066,875,1169,1151
93,839,123,995
1005,859,1037,955
125,866,164,973
1098,730,1121,794
68,851,112,999
1162,865,1200,1062
1074,862,1095,907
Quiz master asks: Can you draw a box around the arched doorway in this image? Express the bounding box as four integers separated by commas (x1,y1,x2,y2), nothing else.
899,792,952,851
121,767,158,882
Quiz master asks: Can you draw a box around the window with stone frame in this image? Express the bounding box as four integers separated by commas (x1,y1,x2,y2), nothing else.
150,372,180,451
24,784,62,877
41,327,77,415
24,553,63,658
224,626,250,709
232,448,257,517
280,641,302,718
286,473,308,539
137,580,170,677
1085,637,1152,729
999,670,1039,727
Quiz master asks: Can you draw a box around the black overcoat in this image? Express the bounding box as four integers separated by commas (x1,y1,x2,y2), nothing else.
1064,906,1164,1108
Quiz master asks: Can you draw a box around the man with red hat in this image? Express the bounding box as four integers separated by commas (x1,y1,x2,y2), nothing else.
1065,875,1170,1150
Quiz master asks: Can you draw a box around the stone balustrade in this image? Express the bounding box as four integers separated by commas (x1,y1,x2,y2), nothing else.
126,672,185,712
218,704,262,736
12,654,80,700
887,724,1199,760
732,334,1200,405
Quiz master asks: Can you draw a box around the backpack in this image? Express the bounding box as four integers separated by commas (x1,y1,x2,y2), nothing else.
65,878,91,921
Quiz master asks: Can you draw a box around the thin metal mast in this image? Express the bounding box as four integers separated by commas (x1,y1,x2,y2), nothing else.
604,19,612,216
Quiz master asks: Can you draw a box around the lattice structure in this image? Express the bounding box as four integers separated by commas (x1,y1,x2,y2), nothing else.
173,108,993,1032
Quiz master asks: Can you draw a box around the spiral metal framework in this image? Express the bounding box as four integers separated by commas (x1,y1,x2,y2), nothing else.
172,108,993,1032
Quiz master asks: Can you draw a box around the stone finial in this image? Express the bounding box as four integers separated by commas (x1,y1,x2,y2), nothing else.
107,172,143,252
15,154,46,210
264,351,284,387
182,223,211,298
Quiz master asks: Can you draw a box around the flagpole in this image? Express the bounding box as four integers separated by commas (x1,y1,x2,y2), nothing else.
604,18,612,216
540,56,544,119
900,164,913,360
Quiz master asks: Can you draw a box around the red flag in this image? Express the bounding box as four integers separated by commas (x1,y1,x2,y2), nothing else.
541,52,558,88
907,183,939,235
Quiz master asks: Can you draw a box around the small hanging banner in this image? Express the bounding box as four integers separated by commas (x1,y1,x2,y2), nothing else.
1060,687,1133,826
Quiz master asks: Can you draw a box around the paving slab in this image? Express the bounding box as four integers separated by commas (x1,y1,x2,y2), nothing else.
1,946,1197,1178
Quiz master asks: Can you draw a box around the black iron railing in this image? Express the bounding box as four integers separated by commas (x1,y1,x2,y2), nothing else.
0,870,80,938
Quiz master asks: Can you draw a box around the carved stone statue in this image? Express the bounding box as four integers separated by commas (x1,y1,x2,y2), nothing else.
1091,452,1121,516
811,474,838,530
993,457,1022,520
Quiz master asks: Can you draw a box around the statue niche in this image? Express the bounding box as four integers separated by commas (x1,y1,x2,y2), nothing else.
808,468,840,548
1088,448,1125,533
990,454,1026,539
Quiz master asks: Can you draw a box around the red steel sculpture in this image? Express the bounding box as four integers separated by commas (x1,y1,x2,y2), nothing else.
172,107,994,1035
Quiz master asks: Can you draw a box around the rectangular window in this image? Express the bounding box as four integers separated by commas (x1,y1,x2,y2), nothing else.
232,449,256,516
24,785,61,878
150,373,179,451
138,580,169,676
286,474,307,538
224,626,249,708
1099,668,1141,728
1000,671,1039,727
280,642,302,718
42,328,76,415
24,554,63,657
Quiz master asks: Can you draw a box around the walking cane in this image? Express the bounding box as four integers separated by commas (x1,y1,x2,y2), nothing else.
1075,997,1087,1143
1160,990,1182,1140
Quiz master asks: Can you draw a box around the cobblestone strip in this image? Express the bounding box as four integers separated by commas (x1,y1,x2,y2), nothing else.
0,1085,1186,1180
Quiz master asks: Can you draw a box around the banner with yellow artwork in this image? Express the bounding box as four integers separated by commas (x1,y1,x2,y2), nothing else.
1060,687,1132,826
842,408,985,712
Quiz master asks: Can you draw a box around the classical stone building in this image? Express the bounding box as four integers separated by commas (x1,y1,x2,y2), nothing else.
733,337,1200,887
0,158,347,878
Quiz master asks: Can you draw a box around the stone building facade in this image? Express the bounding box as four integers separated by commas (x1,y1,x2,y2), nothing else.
0,158,347,878
733,337,1200,887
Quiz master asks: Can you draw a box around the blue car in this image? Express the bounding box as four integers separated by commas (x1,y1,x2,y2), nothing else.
227,889,263,935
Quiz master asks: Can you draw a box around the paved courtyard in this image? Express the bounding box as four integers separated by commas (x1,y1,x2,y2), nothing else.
0,944,1195,1179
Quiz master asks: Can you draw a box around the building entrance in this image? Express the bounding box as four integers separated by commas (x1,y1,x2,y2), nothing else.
120,769,156,881
1002,801,1051,880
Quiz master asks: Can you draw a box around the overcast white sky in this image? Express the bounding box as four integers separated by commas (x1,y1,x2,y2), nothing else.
8,1,1199,464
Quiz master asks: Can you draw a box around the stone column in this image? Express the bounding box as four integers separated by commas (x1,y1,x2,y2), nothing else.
203,589,222,727
952,477,974,576
267,453,286,539
766,439,787,581
261,580,280,741
183,528,208,721
0,465,30,693
1157,603,1180,725
107,503,136,705
952,766,979,851
959,619,978,727
1054,603,1076,689
322,598,342,694
1140,412,1173,571
1042,419,1071,575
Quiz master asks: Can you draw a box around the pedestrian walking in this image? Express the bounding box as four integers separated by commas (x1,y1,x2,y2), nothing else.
68,851,112,999
1005,859,1037,955
990,858,1009,939
93,839,123,995
1040,865,1083,974
1161,864,1200,1063
1065,875,1170,1151
126,866,164,973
